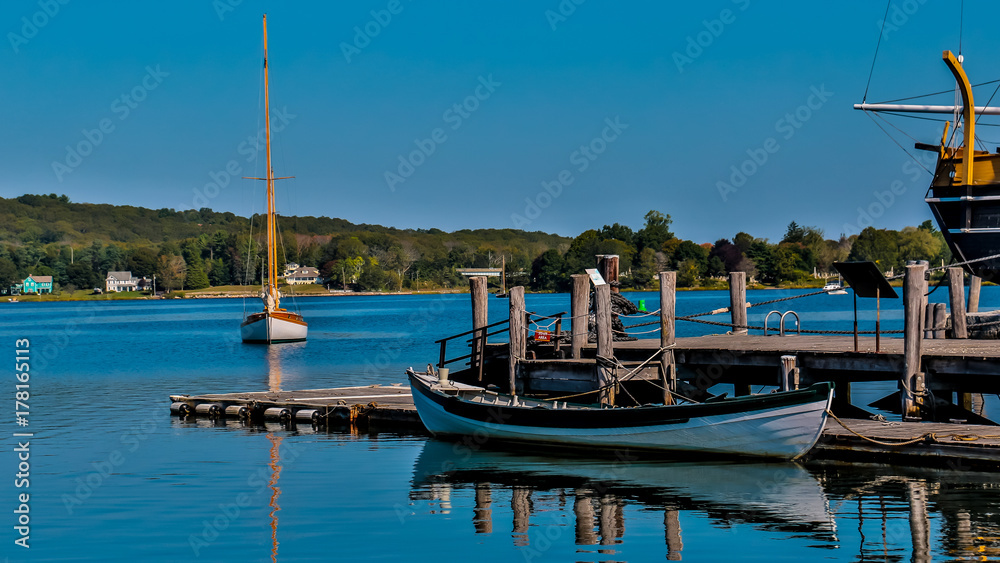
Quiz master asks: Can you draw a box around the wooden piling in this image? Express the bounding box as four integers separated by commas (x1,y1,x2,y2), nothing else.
780,355,798,391
594,283,614,405
728,272,747,335
948,267,968,339
903,262,927,420
933,303,947,340
968,274,982,313
469,276,489,381
923,303,935,339
659,271,677,403
508,286,526,395
598,255,620,294
571,274,590,359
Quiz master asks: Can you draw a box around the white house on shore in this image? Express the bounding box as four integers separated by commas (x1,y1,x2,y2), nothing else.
285,266,320,285
106,271,138,293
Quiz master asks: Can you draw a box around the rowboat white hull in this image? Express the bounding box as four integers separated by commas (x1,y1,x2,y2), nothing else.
408,372,832,460
241,311,307,343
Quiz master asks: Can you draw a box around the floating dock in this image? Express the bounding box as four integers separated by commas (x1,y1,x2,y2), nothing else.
169,384,419,427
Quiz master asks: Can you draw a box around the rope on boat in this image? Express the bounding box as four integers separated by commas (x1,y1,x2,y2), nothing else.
826,410,1000,446
543,347,671,402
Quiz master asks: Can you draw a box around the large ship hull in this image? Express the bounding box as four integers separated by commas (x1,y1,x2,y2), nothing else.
927,180,1000,280
241,311,308,344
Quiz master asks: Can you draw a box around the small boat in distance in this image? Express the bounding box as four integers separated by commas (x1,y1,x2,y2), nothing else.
240,14,307,344
406,369,833,460
823,277,847,295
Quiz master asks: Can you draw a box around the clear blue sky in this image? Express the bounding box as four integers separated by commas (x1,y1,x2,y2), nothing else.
5,1,1000,244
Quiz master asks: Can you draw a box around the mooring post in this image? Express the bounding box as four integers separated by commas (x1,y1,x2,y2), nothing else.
902,262,927,420
923,303,935,339
470,276,489,381
598,254,620,294
594,283,614,405
729,271,747,335
932,302,947,339
508,286,526,395
948,267,968,339
779,355,798,391
659,271,677,403
968,274,981,313
570,274,589,359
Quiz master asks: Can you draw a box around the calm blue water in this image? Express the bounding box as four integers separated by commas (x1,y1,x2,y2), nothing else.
4,288,1000,561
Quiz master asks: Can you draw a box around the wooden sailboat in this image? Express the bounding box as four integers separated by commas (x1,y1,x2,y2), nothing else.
241,14,308,344
856,51,1000,280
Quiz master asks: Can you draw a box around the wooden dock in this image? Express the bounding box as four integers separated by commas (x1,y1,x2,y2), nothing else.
169,263,1000,468
169,381,1000,467
169,384,420,427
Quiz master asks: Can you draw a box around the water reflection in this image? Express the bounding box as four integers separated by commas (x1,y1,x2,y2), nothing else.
409,439,1000,560
411,440,837,558
267,433,282,562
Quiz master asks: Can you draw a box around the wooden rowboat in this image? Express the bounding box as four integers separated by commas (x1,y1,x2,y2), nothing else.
407,370,833,460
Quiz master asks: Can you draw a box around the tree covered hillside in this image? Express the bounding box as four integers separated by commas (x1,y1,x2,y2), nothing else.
0,194,570,292
0,194,952,294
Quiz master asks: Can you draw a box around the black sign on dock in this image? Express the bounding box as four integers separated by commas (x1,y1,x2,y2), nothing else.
833,261,898,352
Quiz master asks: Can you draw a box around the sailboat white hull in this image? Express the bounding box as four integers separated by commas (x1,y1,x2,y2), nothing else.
241,311,308,344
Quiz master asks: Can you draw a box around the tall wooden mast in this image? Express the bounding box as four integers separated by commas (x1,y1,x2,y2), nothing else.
263,14,278,309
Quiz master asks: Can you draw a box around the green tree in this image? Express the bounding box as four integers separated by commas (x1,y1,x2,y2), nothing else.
0,258,17,291
208,258,230,286
357,259,388,291
635,210,674,253
66,261,97,289
531,249,564,291
677,259,700,287
848,227,899,272
158,255,186,291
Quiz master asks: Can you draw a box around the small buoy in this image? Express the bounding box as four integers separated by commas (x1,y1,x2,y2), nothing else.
225,405,249,419
263,407,291,422
170,402,193,417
